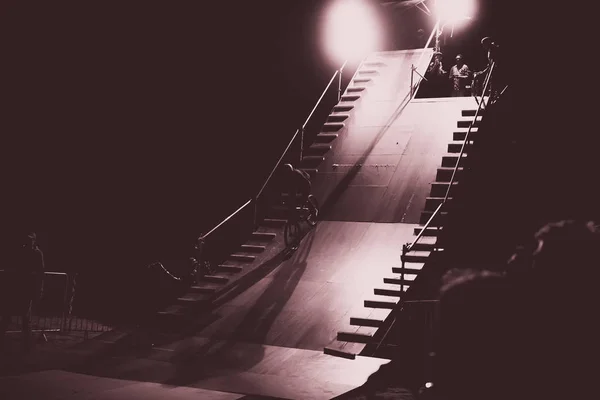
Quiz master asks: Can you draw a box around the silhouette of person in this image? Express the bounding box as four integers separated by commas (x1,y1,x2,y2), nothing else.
425,51,447,97
474,37,501,97
449,54,472,97
0,232,45,352
282,163,317,223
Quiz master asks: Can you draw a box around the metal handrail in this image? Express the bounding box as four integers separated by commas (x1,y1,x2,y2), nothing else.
0,269,70,332
200,199,252,240
256,61,347,201
403,61,496,255
199,61,349,243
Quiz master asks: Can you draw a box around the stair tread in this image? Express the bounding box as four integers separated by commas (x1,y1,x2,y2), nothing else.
378,283,412,292
302,155,325,160
351,306,392,321
177,295,206,303
229,254,256,259
384,275,417,283
443,152,468,158
200,274,229,280
323,345,357,360
241,244,266,248
189,285,220,293
409,236,439,246
438,167,465,171
333,104,354,111
309,143,333,149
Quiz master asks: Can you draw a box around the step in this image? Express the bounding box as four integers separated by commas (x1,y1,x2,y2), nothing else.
448,142,474,154
392,263,425,274
327,113,349,123
457,119,481,128
349,317,384,328
337,331,375,344
346,86,366,93
419,210,448,226
341,94,360,102
240,244,266,253
189,285,219,294
177,296,205,305
436,167,464,182
261,218,287,227
413,226,443,237
441,153,468,168
362,61,386,68
228,253,256,263
402,251,431,263
199,274,230,284
453,129,479,141
306,143,332,155
430,181,459,198
383,275,417,286
250,231,276,241
462,109,485,117
217,264,244,273
424,197,452,212
357,69,379,75
364,296,399,309
322,122,345,132
374,287,407,297
333,104,354,112
323,346,356,360
314,133,338,143
301,155,325,167
352,77,372,84
408,236,439,251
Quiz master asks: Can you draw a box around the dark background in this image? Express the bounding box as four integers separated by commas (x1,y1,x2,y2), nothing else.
2,0,596,277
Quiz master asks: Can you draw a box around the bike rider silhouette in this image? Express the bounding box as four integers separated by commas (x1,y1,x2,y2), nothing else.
282,163,318,223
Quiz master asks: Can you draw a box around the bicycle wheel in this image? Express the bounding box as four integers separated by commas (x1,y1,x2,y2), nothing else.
284,220,302,247
306,195,320,226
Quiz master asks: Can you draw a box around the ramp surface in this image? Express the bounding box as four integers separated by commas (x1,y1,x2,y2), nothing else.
314,50,477,223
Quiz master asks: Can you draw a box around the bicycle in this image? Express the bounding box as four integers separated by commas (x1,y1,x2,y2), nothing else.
283,194,319,248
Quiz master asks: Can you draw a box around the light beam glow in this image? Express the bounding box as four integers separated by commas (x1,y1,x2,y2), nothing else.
435,0,476,25
323,0,381,64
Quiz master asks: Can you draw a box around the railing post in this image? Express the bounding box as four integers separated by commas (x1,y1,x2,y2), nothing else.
401,243,408,299
67,273,77,332
299,127,304,163
337,71,342,102
410,64,414,97
61,273,69,331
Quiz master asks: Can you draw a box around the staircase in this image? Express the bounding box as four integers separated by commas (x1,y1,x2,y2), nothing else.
324,107,484,358
157,222,284,323
300,59,381,179
152,57,382,329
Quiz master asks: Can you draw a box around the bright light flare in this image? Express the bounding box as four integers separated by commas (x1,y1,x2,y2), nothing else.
324,0,381,64
435,0,476,25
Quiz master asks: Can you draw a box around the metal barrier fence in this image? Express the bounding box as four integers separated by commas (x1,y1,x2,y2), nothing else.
1,270,112,337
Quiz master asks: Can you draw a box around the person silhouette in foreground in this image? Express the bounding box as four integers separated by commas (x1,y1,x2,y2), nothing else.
281,163,318,250
430,268,518,400
473,36,503,100
0,232,45,353
506,219,600,399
